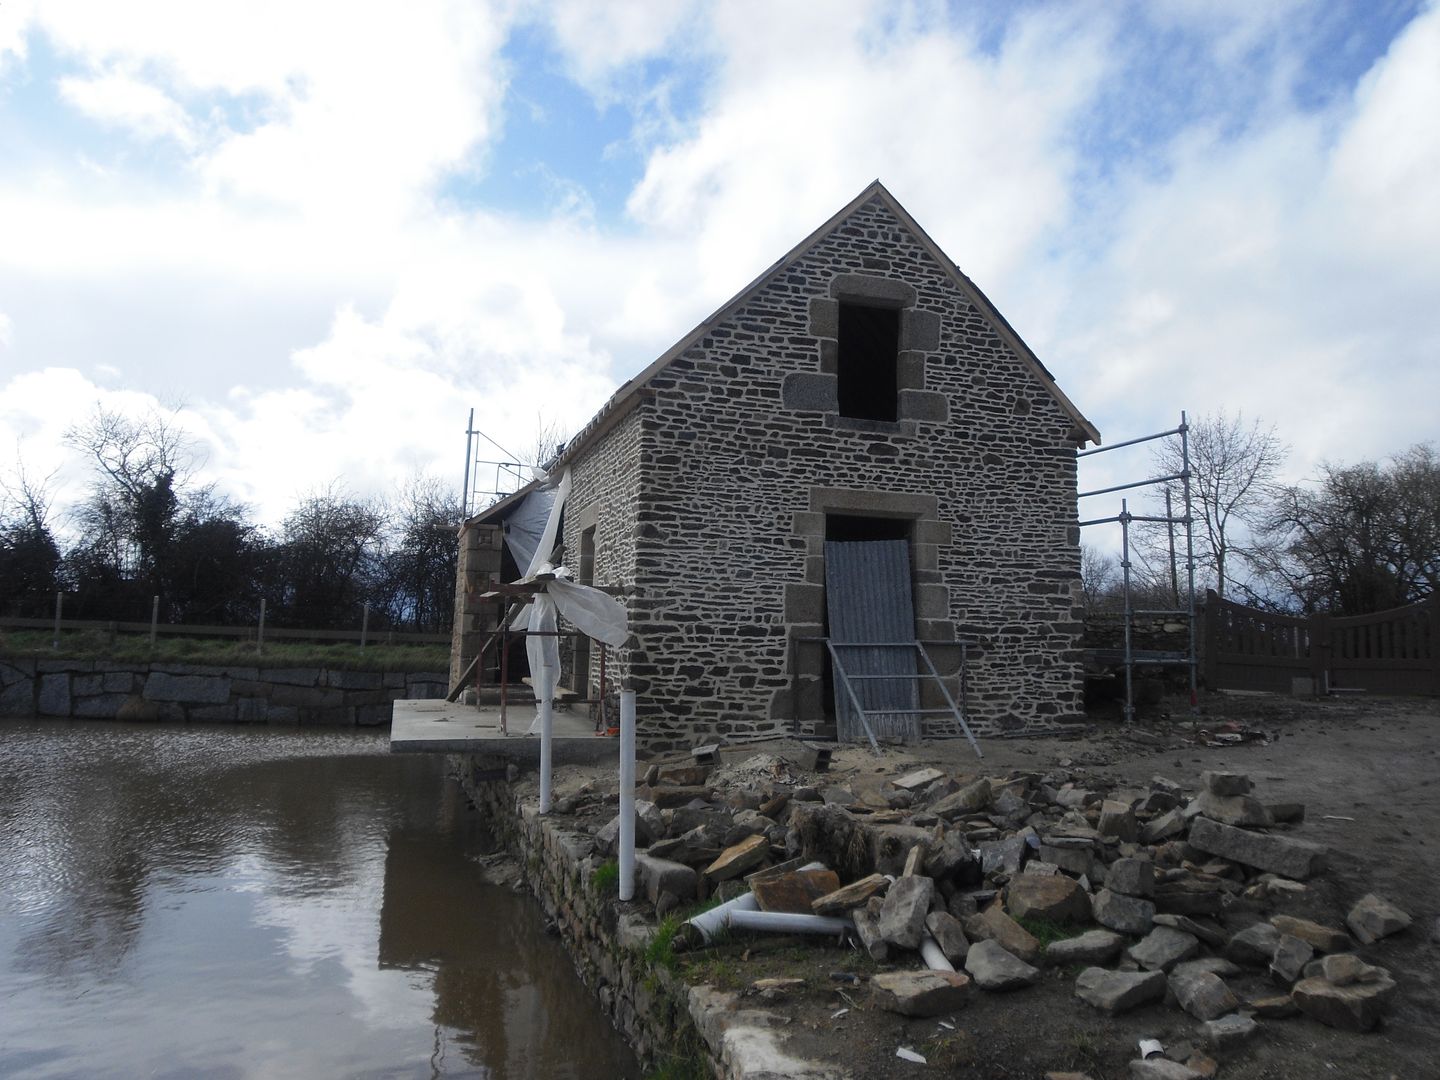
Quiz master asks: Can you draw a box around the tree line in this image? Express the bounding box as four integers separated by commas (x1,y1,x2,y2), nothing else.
0,408,462,632
1083,412,1438,618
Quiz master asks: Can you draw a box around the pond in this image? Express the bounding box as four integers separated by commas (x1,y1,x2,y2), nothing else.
0,719,639,1079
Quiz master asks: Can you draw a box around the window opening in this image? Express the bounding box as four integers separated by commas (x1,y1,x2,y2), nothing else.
837,302,899,421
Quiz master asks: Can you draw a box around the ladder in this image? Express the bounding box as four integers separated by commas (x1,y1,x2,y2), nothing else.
824,640,983,759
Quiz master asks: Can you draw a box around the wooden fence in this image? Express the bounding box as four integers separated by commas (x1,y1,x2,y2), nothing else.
0,616,448,646
1203,590,1438,696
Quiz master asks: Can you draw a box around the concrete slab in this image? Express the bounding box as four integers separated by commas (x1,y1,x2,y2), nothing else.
389,699,618,764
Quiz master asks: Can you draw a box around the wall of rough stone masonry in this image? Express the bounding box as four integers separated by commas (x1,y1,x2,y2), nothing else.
450,522,505,690
0,658,447,724
453,754,718,1076
581,193,1085,749
561,407,645,712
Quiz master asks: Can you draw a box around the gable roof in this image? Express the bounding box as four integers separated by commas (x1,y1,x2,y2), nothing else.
557,179,1099,467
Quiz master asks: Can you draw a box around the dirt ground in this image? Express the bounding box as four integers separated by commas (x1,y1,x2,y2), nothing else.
542,692,1440,1080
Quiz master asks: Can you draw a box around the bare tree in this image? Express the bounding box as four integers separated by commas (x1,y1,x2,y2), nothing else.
0,456,62,616
1148,411,1286,599
1255,443,1438,614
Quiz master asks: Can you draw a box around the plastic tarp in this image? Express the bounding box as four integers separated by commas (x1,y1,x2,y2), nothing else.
518,468,629,735
501,487,557,573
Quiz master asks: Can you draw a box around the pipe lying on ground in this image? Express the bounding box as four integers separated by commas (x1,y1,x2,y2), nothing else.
675,893,759,950
726,910,852,937
677,863,848,950
919,934,954,972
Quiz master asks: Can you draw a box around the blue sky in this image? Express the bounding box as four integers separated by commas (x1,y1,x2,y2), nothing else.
1,0,1436,529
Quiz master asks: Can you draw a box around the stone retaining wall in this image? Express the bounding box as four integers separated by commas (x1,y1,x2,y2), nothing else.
0,658,448,724
455,756,824,1080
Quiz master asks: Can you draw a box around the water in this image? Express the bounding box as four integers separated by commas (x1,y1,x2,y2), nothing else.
0,719,639,1079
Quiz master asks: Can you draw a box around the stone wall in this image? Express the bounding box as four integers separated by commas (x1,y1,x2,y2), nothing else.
572,191,1085,750
455,755,816,1080
450,522,505,690
0,658,447,724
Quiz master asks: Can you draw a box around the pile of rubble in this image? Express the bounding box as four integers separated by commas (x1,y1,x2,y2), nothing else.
576,754,1413,1078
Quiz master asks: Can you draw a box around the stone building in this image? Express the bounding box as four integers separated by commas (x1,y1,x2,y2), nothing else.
453,181,1099,750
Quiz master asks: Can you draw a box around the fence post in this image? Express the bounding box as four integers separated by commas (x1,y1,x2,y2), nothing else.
257,599,267,656
150,596,160,651
1202,590,1219,690
1431,592,1440,697
361,603,370,649
52,591,63,650
1309,610,1330,694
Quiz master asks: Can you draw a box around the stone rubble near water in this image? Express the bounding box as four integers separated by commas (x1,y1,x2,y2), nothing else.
562,746,1415,1075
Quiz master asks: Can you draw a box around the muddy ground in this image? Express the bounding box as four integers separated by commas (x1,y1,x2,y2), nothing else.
533,692,1440,1079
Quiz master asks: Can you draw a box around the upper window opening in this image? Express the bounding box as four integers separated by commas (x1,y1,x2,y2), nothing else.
837,302,899,421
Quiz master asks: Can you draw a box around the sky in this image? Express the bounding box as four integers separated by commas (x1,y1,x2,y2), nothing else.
1,0,1436,534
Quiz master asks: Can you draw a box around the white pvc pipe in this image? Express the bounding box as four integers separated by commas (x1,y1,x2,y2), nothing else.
727,910,851,936
920,934,955,972
685,893,759,944
618,690,636,901
538,696,553,814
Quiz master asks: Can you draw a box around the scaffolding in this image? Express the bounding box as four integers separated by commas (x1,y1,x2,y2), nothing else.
1077,412,1199,722
460,407,530,519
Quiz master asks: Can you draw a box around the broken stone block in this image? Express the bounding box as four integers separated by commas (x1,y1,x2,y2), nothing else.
1269,933,1313,985
1006,873,1091,925
752,868,840,914
1319,953,1372,986
1168,969,1239,1021
1268,915,1351,954
964,904,1042,964
1056,786,1097,809
1152,914,1224,949
964,939,1041,991
871,970,972,1017
1199,1013,1258,1052
979,833,1029,876
633,853,697,904
1226,922,1283,967
1292,971,1397,1031
1187,817,1327,879
811,872,888,914
1172,956,1242,981
1153,875,1226,918
1039,842,1095,877
877,874,935,950
1200,770,1252,796
853,898,890,961
1073,966,1166,1014
932,778,991,819
1098,800,1138,841
1142,809,1187,845
1248,994,1299,1018
702,834,769,883
1196,791,1274,828
870,824,933,876
925,910,970,963
1092,888,1155,935
1128,926,1200,972
1107,857,1155,898
1345,893,1412,945
1044,929,1124,967
924,831,983,885
893,767,946,792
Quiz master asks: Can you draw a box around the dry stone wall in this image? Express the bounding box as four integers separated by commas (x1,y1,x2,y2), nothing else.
0,658,446,724
580,193,1084,749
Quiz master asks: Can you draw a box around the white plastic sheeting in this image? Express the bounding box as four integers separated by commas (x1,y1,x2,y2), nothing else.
518,466,629,740
501,486,557,573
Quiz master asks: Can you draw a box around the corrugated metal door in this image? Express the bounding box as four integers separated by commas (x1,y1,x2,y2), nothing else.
824,539,919,742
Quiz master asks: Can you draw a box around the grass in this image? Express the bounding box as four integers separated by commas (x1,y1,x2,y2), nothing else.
0,629,448,672
590,859,620,895
643,1029,710,1080
1017,913,1085,949
644,897,724,974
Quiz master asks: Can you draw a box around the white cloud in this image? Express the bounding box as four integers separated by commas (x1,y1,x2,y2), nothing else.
0,310,12,348
58,68,197,145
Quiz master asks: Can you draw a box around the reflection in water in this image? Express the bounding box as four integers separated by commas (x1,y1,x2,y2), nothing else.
0,720,638,1079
